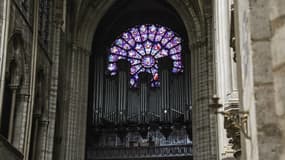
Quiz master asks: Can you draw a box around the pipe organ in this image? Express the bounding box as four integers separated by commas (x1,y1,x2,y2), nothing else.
88,24,192,160
91,56,192,128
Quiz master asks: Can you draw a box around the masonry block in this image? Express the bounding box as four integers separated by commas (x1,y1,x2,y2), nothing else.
250,0,272,40
251,41,274,84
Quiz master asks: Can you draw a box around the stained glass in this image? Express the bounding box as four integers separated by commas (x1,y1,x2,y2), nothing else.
107,24,183,88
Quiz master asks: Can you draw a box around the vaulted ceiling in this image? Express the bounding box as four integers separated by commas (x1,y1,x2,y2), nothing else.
65,0,211,51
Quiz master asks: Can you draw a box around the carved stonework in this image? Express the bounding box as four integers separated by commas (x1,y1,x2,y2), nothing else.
224,105,241,160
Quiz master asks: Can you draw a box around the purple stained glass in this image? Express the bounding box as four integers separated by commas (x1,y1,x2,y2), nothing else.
135,44,145,55
148,25,157,41
144,41,152,54
122,32,135,47
171,54,181,61
142,55,156,68
140,25,148,41
108,54,118,62
129,59,141,65
107,24,184,88
108,63,117,71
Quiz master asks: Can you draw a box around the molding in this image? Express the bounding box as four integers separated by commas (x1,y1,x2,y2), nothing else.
0,0,11,128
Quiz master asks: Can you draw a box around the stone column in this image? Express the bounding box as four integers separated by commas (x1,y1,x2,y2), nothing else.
8,85,19,143
191,35,218,160
38,120,49,160
63,44,90,160
43,18,63,160
12,92,29,152
0,0,11,126
23,0,40,158
77,47,90,160
214,0,236,159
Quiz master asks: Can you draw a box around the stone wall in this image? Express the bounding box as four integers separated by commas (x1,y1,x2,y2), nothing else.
249,1,281,160
0,0,57,159
269,1,285,159
235,0,285,160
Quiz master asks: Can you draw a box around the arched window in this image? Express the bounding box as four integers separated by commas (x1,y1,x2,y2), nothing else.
107,24,183,88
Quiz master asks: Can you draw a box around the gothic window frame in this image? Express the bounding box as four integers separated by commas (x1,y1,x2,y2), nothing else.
106,24,184,88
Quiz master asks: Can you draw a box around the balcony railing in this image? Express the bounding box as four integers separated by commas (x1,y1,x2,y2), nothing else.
87,144,192,160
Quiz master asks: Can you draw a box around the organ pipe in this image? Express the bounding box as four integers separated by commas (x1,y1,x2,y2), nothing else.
104,75,118,122
140,82,147,123
117,60,130,123
184,53,192,121
92,53,191,126
161,70,169,121
93,55,104,125
139,72,151,123
158,57,172,122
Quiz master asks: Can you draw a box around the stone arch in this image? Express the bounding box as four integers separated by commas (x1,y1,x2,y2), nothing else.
62,1,217,160
0,30,28,144
74,0,205,51
5,30,31,151
6,30,27,86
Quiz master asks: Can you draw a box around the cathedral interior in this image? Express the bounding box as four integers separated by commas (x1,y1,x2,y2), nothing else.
87,1,192,159
0,0,285,160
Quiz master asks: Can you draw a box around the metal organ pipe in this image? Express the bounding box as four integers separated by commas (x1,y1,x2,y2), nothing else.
112,81,117,122
140,83,147,123
184,53,192,121
139,72,151,123
117,61,129,123
158,57,171,122
93,55,104,125
161,70,170,121
104,78,110,121
104,77,117,122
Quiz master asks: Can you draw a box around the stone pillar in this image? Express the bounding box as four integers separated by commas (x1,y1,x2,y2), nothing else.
63,44,90,160
191,36,218,160
78,47,90,160
214,0,236,159
38,120,48,160
8,85,19,143
43,17,63,160
0,0,11,126
23,0,40,158
12,92,29,152
33,17,62,160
